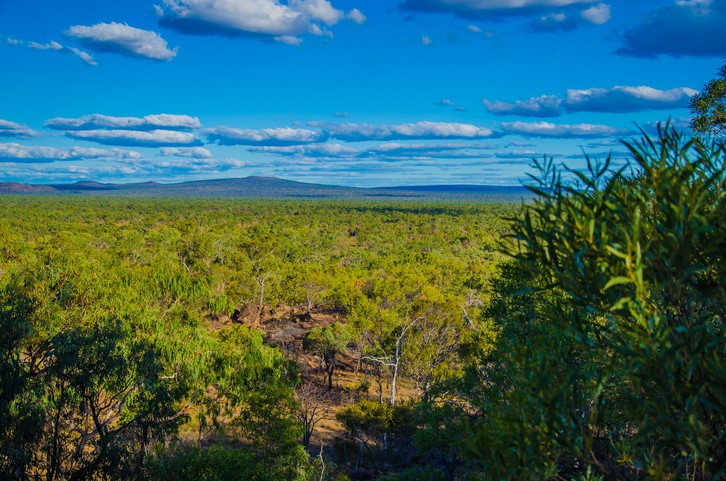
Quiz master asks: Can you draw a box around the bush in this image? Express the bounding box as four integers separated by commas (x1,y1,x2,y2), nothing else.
144,445,259,481
464,127,726,480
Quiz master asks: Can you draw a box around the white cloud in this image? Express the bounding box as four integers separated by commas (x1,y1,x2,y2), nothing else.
64,129,202,147
484,95,562,117
7,37,96,65
28,40,63,51
404,0,609,31
422,35,433,46
500,121,625,138
275,35,303,45
1,155,247,182
248,141,496,162
249,143,359,157
0,119,40,139
347,8,367,24
206,126,328,145
0,143,142,163
565,86,697,112
66,22,178,61
326,121,497,141
156,0,361,40
547,12,566,22
289,0,343,26
159,0,309,35
402,0,598,19
467,25,496,36
642,117,693,134
484,85,697,117
674,0,712,15
580,3,610,24
46,113,202,131
156,156,246,171
495,149,540,159
160,147,213,158
585,139,621,148
528,11,583,31
414,0,596,10
68,48,97,65
364,142,495,159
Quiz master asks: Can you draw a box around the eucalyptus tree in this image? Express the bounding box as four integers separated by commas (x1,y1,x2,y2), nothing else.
691,60,726,138
463,127,726,480
303,322,352,391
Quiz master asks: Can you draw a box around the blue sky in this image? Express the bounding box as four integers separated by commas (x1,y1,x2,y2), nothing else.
0,0,723,187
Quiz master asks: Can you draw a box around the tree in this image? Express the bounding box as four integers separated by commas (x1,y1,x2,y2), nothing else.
40,321,184,480
295,382,333,448
691,60,726,137
462,126,726,480
363,315,420,407
0,275,185,480
304,323,352,391
405,302,463,399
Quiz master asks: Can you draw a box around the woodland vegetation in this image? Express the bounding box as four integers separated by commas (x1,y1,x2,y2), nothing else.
0,125,724,480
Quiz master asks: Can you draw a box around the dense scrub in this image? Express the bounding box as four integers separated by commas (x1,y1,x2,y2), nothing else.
0,198,514,480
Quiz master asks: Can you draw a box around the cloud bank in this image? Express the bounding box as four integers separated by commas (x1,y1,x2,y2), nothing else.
500,121,626,138
484,95,562,117
324,121,497,141
45,114,204,147
484,85,697,117
64,129,202,147
400,0,611,31
249,142,496,162
0,119,40,139
0,143,142,163
206,126,328,146
160,147,214,158
46,114,202,131
211,119,621,146
565,86,698,113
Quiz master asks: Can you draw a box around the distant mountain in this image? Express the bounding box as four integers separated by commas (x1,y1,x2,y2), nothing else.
0,182,58,194
0,176,531,201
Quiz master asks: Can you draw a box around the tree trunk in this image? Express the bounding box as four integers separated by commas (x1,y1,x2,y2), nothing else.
389,338,403,407
303,428,312,448
326,353,336,391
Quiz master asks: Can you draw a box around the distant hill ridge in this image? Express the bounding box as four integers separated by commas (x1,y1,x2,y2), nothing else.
0,176,530,201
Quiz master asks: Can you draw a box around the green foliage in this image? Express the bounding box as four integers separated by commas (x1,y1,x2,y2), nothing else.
0,273,186,480
377,465,446,481
691,61,726,138
144,445,260,481
336,400,417,477
410,399,473,481
0,228,305,479
0,196,516,479
304,322,353,390
337,400,394,440
463,127,726,480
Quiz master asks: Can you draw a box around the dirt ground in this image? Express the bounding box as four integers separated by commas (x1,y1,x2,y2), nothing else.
206,302,418,451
